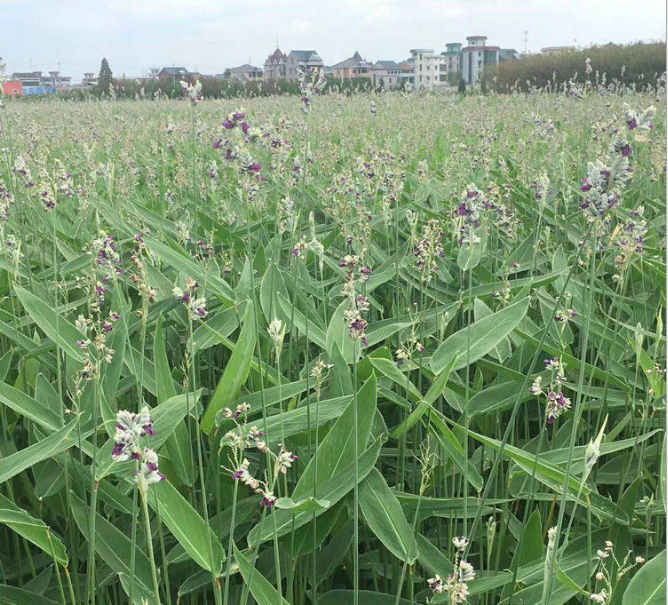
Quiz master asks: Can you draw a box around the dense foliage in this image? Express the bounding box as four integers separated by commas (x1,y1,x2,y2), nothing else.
488,42,666,93
0,83,665,605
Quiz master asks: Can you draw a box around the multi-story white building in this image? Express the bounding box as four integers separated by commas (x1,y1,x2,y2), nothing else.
410,43,462,90
410,49,443,90
461,35,500,84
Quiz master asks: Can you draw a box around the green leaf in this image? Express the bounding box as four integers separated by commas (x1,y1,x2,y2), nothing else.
431,297,529,373
69,491,154,594
277,292,327,349
188,302,248,353
622,550,666,605
117,573,160,605
516,508,543,565
0,585,58,605
370,358,422,400
0,494,67,566
145,237,235,303
416,533,453,576
0,380,63,432
474,298,511,361
201,301,256,434
467,428,628,523
147,479,225,574
296,375,378,496
248,438,382,546
221,395,351,445
457,232,486,270
501,508,542,600
155,314,193,486
359,468,419,564
14,286,85,362
275,496,331,513
661,436,666,513
319,590,418,604
0,418,79,484
326,300,362,364
233,544,290,605
391,355,456,439
328,341,354,398
428,411,484,492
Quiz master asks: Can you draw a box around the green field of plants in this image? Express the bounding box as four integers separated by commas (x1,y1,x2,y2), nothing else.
0,82,665,605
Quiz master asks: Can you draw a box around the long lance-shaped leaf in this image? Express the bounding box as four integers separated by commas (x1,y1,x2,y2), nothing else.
145,237,235,303
391,354,457,439
147,479,225,573
155,314,193,486
296,374,377,496
431,296,529,373
220,395,353,447
0,494,68,566
0,381,63,432
467,428,628,523
0,418,80,485
358,468,419,564
14,285,86,362
0,585,58,605
69,491,155,595
233,544,290,605
247,438,383,546
622,550,666,605
201,301,256,434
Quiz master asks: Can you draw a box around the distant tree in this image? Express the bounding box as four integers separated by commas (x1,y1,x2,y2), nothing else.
458,78,467,94
98,58,113,96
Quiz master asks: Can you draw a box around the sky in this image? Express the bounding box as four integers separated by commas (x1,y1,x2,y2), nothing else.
2,0,666,81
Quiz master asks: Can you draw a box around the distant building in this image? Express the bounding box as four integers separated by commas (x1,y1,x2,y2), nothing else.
227,64,263,82
264,47,288,80
499,48,521,62
83,72,98,87
461,36,500,84
410,49,446,90
331,51,372,80
541,46,576,55
158,67,190,81
286,50,324,81
147,68,161,80
396,58,414,87
441,43,462,81
262,49,324,81
42,71,71,87
10,71,64,94
370,60,402,89
10,72,43,86
2,81,22,97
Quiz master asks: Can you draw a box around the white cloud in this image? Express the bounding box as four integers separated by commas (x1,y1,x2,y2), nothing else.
291,19,313,31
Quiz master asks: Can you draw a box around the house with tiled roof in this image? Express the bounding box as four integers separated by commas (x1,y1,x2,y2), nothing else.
286,50,323,81
263,47,288,80
331,51,372,80
226,64,263,82
370,60,403,89
158,67,190,80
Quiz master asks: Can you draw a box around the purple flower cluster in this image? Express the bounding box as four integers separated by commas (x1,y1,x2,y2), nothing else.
111,407,157,462
222,109,246,130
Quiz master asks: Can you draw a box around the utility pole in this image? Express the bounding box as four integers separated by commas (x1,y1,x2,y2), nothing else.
523,30,529,54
